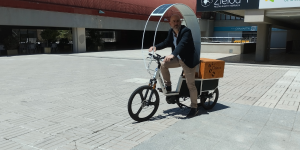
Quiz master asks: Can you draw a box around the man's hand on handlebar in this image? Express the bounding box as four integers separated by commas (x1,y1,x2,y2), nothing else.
164,54,174,62
149,46,156,52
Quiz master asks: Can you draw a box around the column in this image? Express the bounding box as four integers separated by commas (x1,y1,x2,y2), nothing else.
256,24,272,62
72,28,86,53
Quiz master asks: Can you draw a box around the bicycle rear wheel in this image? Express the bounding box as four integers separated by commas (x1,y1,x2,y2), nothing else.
201,88,219,110
128,85,160,122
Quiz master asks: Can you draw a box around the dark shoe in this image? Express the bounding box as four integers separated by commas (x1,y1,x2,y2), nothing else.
165,85,172,92
186,108,198,118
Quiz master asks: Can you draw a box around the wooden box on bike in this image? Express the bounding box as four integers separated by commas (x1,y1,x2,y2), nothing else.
198,58,225,79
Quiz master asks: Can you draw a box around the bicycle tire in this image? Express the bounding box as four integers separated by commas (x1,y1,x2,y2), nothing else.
201,88,219,110
128,85,160,122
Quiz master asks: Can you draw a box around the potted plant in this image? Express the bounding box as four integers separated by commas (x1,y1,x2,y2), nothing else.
3,35,19,56
40,29,59,53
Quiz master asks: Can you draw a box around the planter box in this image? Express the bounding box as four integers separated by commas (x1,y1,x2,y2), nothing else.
7,49,18,56
44,47,51,54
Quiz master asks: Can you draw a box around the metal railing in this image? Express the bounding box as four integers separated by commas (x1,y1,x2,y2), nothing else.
201,37,257,43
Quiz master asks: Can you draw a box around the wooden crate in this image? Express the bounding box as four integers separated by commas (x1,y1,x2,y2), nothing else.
198,58,225,79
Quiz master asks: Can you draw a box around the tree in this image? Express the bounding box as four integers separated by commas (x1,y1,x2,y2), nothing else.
58,30,72,41
40,29,59,47
86,29,104,50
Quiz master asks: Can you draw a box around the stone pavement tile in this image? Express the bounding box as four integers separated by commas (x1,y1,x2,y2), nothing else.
285,88,300,95
7,116,38,126
43,114,72,123
253,101,276,108
292,112,300,132
117,128,154,143
114,117,137,127
255,84,274,90
0,138,23,150
98,125,133,138
221,119,263,144
264,88,286,96
280,93,300,102
0,122,14,131
211,141,251,150
275,103,299,111
75,133,115,149
20,120,56,130
46,105,76,113
151,117,179,126
100,139,139,150
79,121,112,133
212,103,251,120
136,121,168,133
132,128,217,150
289,83,300,88
286,131,300,149
241,108,272,126
243,89,268,98
57,127,94,141
257,94,282,103
18,145,39,150
218,97,239,103
272,83,290,89
32,136,73,150
250,126,291,150
0,126,32,139
24,110,57,119
11,131,51,146
63,108,91,117
56,141,92,150
0,112,23,121
37,124,74,135
235,96,260,105
265,109,297,130
60,117,94,127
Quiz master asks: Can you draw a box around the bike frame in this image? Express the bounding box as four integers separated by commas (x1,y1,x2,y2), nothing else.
149,60,220,98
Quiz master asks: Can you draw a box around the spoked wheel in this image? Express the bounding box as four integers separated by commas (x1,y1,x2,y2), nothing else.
128,85,160,122
201,88,219,110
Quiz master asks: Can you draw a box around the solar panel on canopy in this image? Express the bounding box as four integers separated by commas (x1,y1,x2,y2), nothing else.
151,4,173,16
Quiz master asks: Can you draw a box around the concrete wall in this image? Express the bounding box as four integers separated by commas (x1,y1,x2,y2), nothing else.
214,31,242,37
201,43,255,54
0,6,170,31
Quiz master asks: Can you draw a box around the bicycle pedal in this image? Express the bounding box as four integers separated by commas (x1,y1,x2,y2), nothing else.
157,88,163,93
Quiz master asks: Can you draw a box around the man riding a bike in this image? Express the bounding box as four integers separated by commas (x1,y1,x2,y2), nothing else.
149,14,200,118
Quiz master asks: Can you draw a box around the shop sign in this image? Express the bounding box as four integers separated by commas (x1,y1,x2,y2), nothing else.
259,0,300,9
214,26,285,31
197,0,259,12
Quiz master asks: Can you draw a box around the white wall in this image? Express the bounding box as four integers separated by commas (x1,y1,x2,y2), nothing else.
214,31,242,37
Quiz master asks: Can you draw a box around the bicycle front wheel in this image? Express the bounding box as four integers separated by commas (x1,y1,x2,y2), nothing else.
128,85,160,122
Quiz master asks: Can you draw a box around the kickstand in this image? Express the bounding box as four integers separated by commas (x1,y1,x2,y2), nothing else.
176,102,190,110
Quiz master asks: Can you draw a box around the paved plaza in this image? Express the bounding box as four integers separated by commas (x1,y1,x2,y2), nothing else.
0,49,300,150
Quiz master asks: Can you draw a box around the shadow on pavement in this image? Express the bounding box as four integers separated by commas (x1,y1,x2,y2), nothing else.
148,103,230,121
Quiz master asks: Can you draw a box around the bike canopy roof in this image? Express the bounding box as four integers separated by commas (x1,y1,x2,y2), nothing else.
141,4,201,73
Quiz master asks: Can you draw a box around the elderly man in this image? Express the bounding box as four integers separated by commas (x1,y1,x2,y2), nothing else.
149,14,200,118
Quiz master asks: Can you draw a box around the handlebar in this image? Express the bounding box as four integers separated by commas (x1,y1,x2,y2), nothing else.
148,53,164,61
